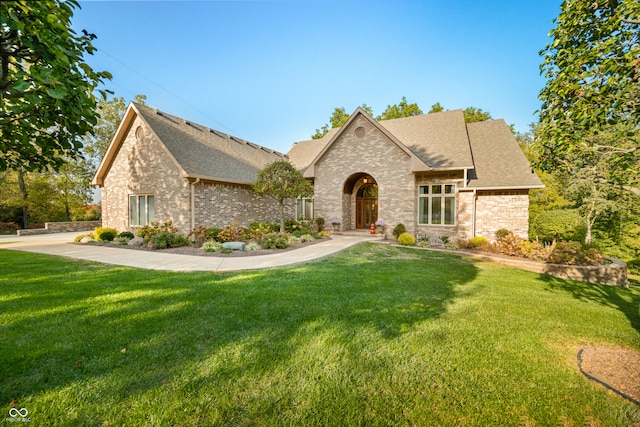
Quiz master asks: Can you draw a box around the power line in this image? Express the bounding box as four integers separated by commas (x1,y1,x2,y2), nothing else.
96,46,239,136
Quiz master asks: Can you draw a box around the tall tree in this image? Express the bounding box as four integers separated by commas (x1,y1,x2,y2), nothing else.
253,160,313,232
83,94,147,167
376,96,422,120
0,0,112,172
536,0,640,192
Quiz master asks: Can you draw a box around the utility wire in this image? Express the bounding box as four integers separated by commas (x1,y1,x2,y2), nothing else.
96,46,239,136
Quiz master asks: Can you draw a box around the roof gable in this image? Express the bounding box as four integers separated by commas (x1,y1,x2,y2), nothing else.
299,107,430,178
93,102,287,186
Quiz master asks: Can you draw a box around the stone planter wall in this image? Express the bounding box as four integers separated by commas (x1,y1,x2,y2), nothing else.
17,221,102,236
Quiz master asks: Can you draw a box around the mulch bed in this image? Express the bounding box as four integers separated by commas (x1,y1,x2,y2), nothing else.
82,237,328,258
578,345,640,405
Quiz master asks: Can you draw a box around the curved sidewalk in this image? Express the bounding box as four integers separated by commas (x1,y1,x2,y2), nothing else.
0,232,379,272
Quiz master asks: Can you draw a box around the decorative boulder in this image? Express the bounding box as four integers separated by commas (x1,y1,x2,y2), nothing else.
222,241,245,251
128,237,144,247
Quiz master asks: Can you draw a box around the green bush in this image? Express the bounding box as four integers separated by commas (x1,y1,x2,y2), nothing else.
205,227,223,242
531,210,587,244
118,231,135,239
149,231,189,250
94,227,117,241
202,241,222,252
137,220,177,242
315,217,325,232
244,242,261,251
393,223,406,239
260,233,288,249
469,236,489,249
397,233,416,246
626,259,640,276
548,241,603,266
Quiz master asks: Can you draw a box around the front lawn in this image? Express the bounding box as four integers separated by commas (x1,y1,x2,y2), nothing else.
1,244,639,426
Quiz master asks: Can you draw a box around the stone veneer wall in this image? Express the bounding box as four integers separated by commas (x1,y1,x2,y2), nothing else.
101,116,191,233
474,190,530,241
16,221,102,236
193,181,295,228
313,115,414,234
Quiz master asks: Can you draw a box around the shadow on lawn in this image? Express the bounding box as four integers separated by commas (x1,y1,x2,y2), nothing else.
540,274,640,335
0,243,479,420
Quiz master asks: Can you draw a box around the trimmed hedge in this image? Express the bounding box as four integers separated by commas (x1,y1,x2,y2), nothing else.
531,210,587,243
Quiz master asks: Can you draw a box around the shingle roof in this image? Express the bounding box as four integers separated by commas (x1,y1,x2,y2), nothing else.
466,119,543,189
134,103,286,184
379,110,474,169
287,127,340,171
286,109,542,189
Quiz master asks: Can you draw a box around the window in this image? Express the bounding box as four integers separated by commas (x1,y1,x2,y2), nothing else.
296,197,314,221
129,195,155,226
418,184,456,225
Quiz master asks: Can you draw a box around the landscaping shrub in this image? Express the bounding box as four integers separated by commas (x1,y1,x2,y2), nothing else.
416,233,429,248
548,241,603,266
300,234,315,243
469,236,489,249
244,242,261,251
148,231,189,250
202,241,223,252
393,223,406,239
495,229,523,256
113,236,131,245
626,259,640,276
531,209,587,244
285,219,311,235
118,231,135,239
287,235,302,244
94,227,117,241
205,227,223,242
217,222,244,242
315,217,325,232
318,231,330,238
137,220,178,242
398,233,416,246
260,233,288,249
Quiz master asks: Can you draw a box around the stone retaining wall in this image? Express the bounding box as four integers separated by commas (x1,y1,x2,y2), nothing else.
17,221,102,236
423,247,629,288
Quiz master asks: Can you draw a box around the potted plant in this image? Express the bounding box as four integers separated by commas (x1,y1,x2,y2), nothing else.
331,218,341,232
374,219,386,234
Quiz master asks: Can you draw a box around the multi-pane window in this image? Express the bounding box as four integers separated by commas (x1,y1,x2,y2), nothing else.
418,184,456,225
129,195,155,226
296,198,313,221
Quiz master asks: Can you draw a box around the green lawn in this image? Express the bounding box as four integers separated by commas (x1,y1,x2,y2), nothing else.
1,243,639,426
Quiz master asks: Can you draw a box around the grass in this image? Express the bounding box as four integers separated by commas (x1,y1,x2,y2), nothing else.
1,243,639,426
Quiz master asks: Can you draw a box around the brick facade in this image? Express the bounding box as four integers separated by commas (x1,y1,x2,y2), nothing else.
313,115,415,235
474,190,530,240
101,118,294,234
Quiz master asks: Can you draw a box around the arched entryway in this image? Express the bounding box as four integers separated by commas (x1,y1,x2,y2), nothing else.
356,182,378,229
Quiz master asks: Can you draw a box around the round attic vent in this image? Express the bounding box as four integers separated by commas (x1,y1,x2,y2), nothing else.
355,127,365,138
135,126,143,141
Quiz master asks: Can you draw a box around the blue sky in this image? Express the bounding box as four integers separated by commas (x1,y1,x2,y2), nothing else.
73,0,562,154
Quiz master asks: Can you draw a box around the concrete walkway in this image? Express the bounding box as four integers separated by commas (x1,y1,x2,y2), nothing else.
0,231,380,272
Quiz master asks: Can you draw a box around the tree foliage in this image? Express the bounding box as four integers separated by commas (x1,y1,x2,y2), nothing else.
376,96,422,121
253,160,313,232
536,0,640,179
462,106,493,123
83,94,147,166
0,0,112,172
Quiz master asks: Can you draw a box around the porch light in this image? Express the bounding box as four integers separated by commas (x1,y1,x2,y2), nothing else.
363,178,368,183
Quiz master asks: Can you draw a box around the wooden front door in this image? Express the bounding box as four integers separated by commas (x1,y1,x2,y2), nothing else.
356,197,378,229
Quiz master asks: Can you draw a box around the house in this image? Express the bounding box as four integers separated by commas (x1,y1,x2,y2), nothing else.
93,102,543,242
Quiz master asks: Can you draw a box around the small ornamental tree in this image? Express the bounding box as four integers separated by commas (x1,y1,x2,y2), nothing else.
253,160,313,232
